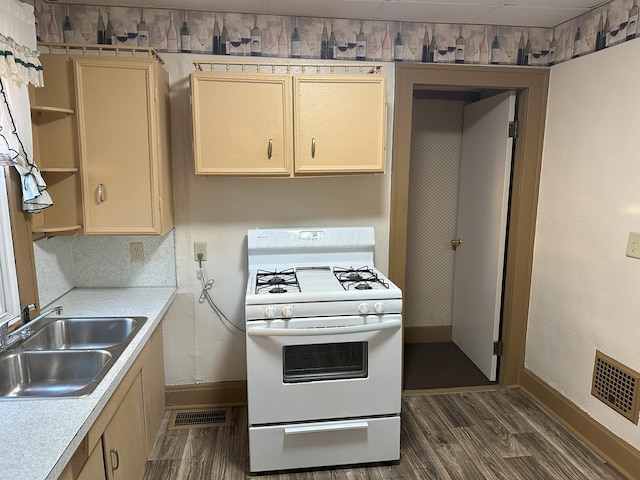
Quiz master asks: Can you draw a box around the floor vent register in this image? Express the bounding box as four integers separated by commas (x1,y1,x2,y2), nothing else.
591,350,640,424
168,407,231,430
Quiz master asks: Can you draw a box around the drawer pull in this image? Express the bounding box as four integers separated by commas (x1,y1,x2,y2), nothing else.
268,138,273,159
311,137,316,158
110,448,120,471
284,421,368,435
97,184,105,204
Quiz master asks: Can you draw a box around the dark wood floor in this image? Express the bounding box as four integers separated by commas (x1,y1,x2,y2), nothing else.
142,389,626,480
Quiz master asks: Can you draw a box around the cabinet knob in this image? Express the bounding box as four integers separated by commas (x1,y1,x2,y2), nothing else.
311,138,316,158
97,184,105,204
267,138,273,159
110,448,120,471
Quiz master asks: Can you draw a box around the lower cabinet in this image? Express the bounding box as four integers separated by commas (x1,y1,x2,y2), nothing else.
103,374,146,480
58,322,165,480
77,439,106,480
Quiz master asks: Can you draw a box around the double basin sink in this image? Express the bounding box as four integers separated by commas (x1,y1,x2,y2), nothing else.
0,316,147,399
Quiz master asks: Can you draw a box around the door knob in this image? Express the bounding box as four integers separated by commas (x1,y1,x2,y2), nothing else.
451,239,462,251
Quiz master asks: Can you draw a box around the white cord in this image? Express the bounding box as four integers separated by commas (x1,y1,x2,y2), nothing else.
196,257,245,333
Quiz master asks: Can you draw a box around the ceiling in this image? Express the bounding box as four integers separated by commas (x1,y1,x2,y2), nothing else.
48,0,609,28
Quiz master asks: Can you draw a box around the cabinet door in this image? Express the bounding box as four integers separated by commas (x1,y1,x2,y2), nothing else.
191,73,293,176
293,75,387,174
142,325,165,453
103,374,146,480
77,438,107,480
74,58,159,234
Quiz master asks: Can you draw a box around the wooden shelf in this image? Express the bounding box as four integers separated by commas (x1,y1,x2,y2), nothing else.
31,105,74,125
31,224,82,233
40,167,79,173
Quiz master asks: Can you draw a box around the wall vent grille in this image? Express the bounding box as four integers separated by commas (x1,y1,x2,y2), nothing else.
168,407,231,430
591,350,640,424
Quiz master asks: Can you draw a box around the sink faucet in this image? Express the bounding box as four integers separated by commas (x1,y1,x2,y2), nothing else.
0,312,23,350
30,305,63,324
0,305,62,352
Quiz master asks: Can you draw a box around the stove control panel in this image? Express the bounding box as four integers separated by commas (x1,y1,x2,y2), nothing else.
247,299,403,321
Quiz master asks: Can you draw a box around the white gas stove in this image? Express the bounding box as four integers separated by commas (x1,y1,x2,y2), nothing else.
245,227,403,473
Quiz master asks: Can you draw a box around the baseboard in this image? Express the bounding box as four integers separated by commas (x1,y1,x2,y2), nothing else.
520,368,640,480
165,381,247,409
404,325,452,344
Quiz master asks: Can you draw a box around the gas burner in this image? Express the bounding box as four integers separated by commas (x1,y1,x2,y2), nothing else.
255,268,300,294
333,266,389,291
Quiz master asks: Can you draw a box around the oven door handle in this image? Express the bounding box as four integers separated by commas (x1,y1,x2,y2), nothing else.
247,319,401,337
284,420,369,435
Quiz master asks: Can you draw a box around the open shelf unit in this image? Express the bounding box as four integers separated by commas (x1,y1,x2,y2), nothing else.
29,52,83,238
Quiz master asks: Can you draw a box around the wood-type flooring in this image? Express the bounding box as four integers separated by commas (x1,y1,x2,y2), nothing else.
142,389,626,480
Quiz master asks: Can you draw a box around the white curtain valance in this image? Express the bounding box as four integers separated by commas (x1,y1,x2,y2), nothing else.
0,0,42,87
0,0,51,213
0,33,43,87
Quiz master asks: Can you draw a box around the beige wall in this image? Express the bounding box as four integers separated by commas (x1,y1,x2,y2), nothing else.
160,54,395,385
528,39,640,449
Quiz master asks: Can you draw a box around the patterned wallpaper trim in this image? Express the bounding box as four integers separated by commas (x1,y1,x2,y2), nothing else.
30,0,637,68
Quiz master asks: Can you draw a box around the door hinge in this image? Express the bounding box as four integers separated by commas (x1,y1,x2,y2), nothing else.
508,120,519,138
493,341,504,356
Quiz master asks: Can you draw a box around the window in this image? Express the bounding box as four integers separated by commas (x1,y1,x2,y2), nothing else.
282,342,368,383
0,167,19,322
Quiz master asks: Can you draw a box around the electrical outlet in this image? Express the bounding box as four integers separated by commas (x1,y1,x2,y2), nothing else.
194,242,207,261
130,242,144,262
626,232,640,259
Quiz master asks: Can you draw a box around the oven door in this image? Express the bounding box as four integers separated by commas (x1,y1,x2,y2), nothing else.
245,314,402,425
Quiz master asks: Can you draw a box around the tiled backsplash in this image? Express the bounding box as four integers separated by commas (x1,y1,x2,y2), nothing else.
31,0,638,67
33,230,176,307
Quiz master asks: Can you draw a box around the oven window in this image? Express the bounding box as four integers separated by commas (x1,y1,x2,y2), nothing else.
282,342,368,383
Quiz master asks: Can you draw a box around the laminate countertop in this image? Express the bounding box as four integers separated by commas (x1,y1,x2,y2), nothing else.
0,287,177,480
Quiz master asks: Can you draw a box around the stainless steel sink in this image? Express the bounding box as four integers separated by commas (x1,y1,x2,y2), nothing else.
21,317,146,350
0,316,148,399
0,350,112,398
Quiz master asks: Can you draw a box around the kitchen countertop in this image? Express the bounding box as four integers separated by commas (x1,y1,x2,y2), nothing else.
0,287,177,480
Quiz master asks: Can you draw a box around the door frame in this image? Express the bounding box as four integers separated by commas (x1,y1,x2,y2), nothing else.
389,63,550,388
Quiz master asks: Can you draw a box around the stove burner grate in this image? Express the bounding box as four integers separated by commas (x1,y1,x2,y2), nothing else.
333,266,389,291
255,268,300,294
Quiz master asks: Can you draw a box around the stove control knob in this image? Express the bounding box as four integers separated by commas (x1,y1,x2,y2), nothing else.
374,302,385,314
264,306,277,319
358,303,370,315
282,305,294,318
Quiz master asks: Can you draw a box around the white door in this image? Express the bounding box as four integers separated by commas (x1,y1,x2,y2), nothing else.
451,91,516,381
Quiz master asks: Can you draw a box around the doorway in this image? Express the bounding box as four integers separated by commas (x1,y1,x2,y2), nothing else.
402,89,515,390
388,63,550,391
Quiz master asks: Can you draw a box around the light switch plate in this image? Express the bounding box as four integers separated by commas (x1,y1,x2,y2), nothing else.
626,232,640,259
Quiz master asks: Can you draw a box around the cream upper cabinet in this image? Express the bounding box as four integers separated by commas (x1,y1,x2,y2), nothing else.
191,70,386,176
191,72,293,176
293,75,387,175
74,56,174,235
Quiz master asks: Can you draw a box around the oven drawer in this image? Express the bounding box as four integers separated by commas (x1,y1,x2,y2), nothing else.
249,415,400,473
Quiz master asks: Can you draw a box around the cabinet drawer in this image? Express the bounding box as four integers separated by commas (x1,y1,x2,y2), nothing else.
249,415,400,473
